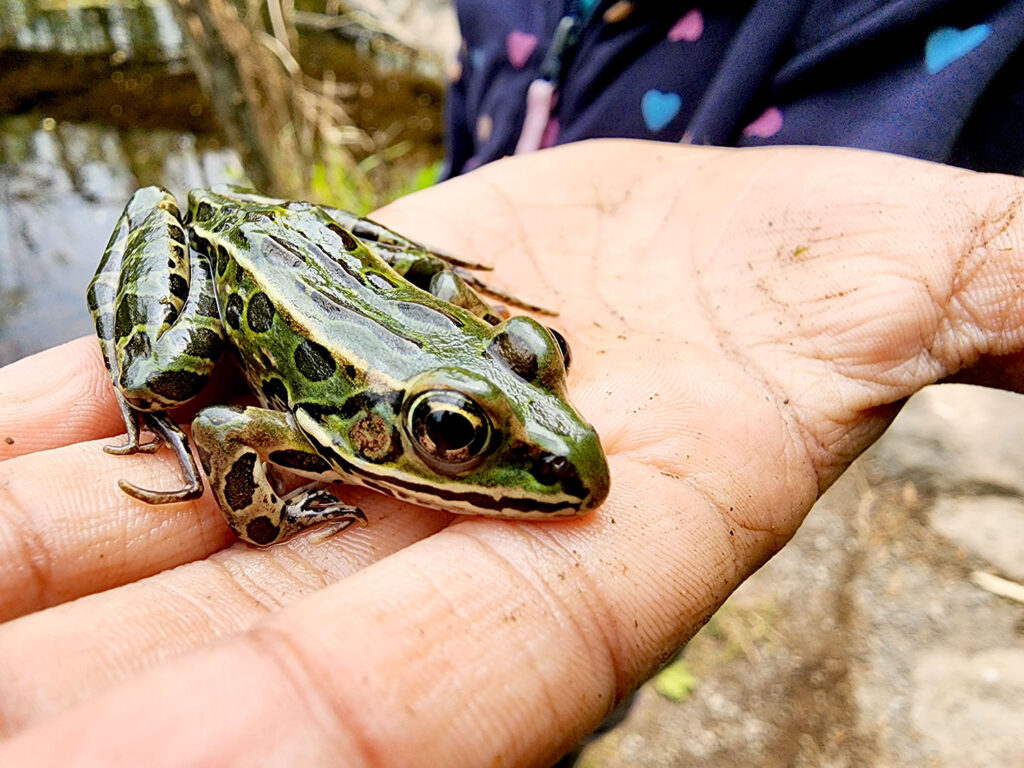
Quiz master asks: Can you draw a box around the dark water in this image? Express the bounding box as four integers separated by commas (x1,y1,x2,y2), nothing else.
0,117,241,365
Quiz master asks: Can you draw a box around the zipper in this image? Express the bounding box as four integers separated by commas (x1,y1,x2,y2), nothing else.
513,1,594,154
538,0,590,88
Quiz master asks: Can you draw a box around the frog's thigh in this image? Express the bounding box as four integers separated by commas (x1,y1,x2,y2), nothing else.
97,187,224,411
193,405,364,546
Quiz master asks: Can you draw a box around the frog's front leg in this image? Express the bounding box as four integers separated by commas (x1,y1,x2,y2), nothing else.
192,405,366,546
87,186,225,502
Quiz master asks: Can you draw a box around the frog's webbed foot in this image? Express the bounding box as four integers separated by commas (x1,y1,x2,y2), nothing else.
281,487,368,545
115,411,204,503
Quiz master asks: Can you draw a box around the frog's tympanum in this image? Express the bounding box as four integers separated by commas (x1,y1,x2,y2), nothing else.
87,186,610,546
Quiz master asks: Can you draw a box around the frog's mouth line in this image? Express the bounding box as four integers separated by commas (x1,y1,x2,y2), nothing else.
295,407,592,516
306,432,587,515
354,473,586,517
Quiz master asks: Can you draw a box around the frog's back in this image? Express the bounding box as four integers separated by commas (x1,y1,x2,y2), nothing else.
186,189,494,410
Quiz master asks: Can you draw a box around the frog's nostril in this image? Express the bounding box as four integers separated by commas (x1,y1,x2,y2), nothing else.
531,453,577,488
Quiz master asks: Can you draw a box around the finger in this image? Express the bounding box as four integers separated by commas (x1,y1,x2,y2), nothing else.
0,338,123,460
0,323,794,765
0,328,737,740
0,489,451,736
0,452,771,767
0,437,234,621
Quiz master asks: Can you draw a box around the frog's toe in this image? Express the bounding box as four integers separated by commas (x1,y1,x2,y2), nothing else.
117,476,204,503
104,434,163,455
306,516,368,544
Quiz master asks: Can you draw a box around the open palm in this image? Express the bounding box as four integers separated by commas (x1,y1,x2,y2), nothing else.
1,140,1022,766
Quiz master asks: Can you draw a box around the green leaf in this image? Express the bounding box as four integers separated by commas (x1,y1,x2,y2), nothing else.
653,660,697,702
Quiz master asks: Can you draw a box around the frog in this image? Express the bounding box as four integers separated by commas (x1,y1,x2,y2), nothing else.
87,185,610,546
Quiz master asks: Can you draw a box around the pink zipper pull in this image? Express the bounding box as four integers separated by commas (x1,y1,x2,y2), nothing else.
515,78,557,154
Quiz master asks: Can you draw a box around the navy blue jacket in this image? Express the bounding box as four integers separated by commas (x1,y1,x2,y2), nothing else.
444,1,1024,177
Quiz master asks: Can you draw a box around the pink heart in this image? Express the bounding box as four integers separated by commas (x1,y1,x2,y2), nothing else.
743,106,783,138
506,31,539,69
668,9,703,42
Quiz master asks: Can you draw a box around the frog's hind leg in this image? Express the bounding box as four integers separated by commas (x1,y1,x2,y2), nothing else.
192,405,366,547
87,186,225,501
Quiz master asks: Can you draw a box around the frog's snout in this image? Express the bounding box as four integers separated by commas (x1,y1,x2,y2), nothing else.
532,429,610,512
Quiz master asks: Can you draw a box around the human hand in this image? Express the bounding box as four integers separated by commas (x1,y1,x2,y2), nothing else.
1,140,1022,766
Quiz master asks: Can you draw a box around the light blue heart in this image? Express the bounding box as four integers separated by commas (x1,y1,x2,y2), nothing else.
468,46,486,72
925,24,991,74
641,89,682,132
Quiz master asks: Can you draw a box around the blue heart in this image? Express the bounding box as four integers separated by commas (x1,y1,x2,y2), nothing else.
925,24,991,74
468,46,486,72
641,90,682,132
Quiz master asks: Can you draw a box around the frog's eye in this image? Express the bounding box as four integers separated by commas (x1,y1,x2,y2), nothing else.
547,327,572,372
407,389,492,472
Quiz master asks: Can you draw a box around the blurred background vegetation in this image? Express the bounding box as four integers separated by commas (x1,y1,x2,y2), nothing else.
0,0,457,362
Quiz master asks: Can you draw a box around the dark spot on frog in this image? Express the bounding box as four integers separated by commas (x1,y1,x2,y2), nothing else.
148,369,208,403
114,295,147,340
247,291,276,333
294,340,336,382
327,222,360,251
261,377,289,408
194,201,214,222
245,515,280,546
224,451,258,511
169,242,186,264
193,285,219,319
169,273,189,302
123,330,152,360
344,364,357,380
183,327,224,363
269,449,332,474
216,243,230,277
4,436,14,445
167,259,176,269
168,224,186,244
225,293,243,330
95,312,116,341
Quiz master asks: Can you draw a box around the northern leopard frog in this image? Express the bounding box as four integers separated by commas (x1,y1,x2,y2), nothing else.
87,186,610,546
